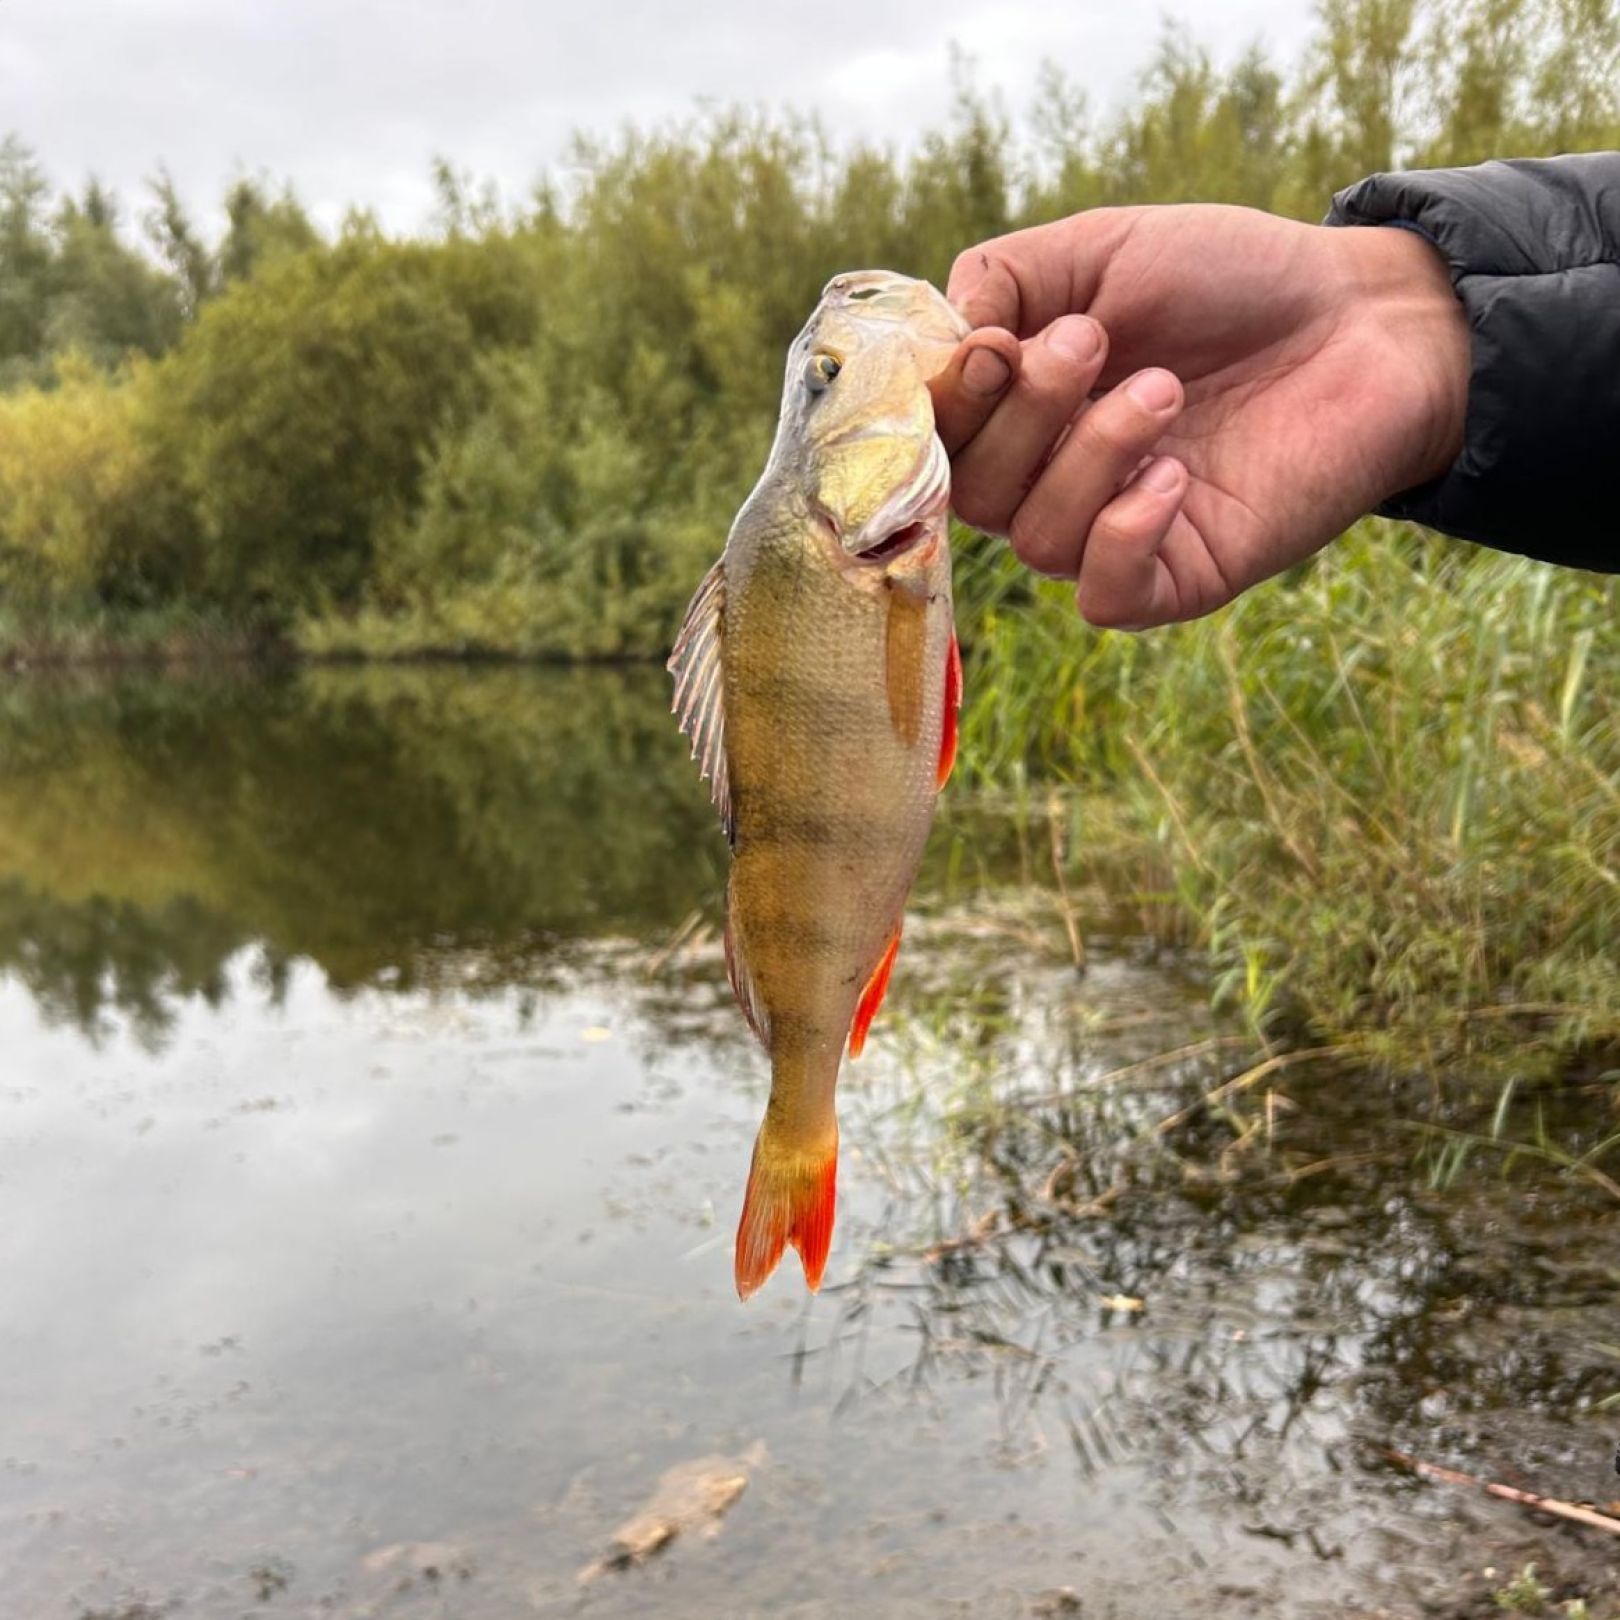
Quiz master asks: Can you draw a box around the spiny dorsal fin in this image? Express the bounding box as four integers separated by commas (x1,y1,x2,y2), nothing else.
667,558,732,844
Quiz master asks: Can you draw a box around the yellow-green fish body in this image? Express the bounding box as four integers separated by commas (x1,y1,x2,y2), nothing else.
669,271,966,1298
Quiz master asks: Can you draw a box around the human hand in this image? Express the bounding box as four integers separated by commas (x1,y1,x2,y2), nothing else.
928,205,1470,628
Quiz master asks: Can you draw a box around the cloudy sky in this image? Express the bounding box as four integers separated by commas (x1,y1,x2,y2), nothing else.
3,0,1319,235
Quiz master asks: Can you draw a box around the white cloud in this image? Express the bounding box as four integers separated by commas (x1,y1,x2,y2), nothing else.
0,0,1321,236
824,46,939,111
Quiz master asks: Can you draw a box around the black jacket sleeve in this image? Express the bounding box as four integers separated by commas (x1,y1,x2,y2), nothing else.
1325,153,1620,573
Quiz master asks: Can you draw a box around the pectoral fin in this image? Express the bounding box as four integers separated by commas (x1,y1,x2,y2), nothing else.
938,631,961,789
848,925,902,1058
668,558,733,844
884,588,927,747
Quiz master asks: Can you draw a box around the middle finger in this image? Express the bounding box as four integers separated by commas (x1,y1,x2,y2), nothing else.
950,314,1108,536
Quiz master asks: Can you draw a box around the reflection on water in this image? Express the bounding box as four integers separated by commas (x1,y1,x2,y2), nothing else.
0,667,1615,1619
0,666,729,1032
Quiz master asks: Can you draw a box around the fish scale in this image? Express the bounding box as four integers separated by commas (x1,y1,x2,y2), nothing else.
669,271,967,1299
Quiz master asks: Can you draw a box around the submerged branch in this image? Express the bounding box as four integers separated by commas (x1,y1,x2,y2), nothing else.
1380,1448,1620,1537
1152,1045,1352,1136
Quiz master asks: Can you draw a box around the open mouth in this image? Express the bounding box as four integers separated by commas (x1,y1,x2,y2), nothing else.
852,520,933,563
844,434,950,564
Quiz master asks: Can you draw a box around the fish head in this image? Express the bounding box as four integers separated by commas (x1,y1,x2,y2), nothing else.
774,271,968,570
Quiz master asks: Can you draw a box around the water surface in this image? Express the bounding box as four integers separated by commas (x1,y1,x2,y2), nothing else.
1,667,1615,1619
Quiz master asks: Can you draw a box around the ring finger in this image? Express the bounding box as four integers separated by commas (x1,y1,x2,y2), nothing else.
1008,367,1185,577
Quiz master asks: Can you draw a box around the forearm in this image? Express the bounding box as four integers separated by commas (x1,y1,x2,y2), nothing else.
1326,152,1620,573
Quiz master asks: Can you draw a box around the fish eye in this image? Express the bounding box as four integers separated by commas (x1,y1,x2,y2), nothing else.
805,352,841,393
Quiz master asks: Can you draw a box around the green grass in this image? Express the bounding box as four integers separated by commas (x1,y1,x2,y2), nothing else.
1491,1564,1611,1617
955,519,1620,1081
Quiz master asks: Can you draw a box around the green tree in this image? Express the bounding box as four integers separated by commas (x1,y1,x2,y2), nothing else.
47,182,184,365
145,169,213,318
3,0,1618,657
0,353,182,607
1106,32,1290,209
146,230,540,611
0,138,53,385
217,176,319,285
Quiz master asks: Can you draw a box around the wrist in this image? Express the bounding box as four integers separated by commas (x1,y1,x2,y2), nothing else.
1338,224,1470,494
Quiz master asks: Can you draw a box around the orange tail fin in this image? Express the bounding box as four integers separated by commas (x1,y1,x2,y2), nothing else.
734,1121,838,1300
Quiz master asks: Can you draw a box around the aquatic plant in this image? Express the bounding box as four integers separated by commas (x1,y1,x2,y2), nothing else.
957,524,1619,1077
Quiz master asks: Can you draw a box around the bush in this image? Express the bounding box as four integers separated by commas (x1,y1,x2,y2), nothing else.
0,354,184,609
143,231,542,614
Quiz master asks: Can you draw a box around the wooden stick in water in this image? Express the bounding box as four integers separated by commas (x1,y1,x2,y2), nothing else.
1380,1447,1620,1536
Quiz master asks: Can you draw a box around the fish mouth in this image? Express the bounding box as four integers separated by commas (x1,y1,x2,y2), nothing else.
843,436,950,565
851,519,935,563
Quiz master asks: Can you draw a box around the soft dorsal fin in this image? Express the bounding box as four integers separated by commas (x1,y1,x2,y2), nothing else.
667,558,732,844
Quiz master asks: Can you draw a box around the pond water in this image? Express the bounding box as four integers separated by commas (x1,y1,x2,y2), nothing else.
0,666,1615,1620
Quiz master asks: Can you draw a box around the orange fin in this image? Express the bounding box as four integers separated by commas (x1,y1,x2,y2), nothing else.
848,926,902,1058
938,631,961,790
884,587,928,746
735,1127,838,1299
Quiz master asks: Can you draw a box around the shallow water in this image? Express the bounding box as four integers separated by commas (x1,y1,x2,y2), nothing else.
0,666,1615,1619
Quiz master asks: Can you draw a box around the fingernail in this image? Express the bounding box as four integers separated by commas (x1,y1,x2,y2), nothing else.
1126,369,1179,412
1138,457,1181,493
1046,316,1101,364
962,348,1012,397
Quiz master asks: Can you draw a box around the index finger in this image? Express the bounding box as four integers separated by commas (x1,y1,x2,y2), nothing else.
927,327,1022,455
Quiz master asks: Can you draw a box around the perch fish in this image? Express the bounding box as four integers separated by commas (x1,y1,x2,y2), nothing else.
668,270,966,1298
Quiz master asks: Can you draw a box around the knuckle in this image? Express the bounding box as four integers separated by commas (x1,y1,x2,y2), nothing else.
1078,597,1140,631
1008,505,1074,576
1075,578,1139,629
1020,362,1082,416
1077,402,1151,462
950,482,1008,536
1086,506,1133,552
948,246,989,289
